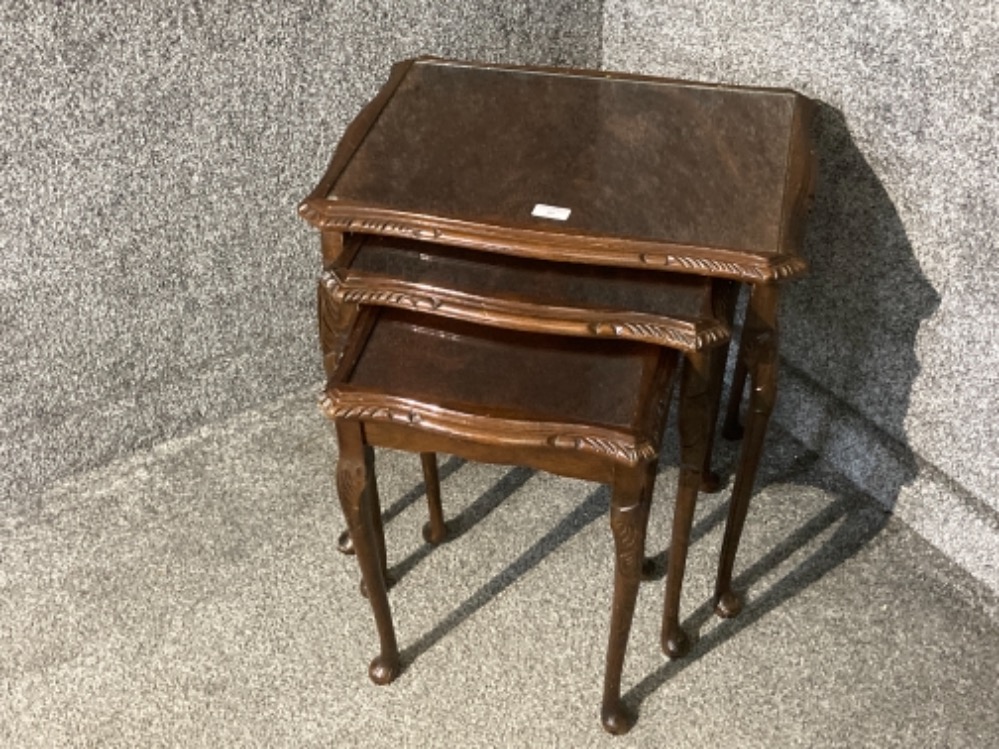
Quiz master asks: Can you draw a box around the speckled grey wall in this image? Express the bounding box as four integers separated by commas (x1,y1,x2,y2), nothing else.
604,1,999,593
6,0,995,600
0,1,602,506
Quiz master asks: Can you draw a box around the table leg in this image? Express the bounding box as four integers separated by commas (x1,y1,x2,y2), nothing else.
363,444,394,591
336,421,401,685
330,446,395,594
601,462,654,736
699,341,730,493
722,333,750,440
714,284,780,618
420,452,448,544
661,349,712,659
317,280,359,381
702,279,743,488
322,279,365,559
337,450,446,555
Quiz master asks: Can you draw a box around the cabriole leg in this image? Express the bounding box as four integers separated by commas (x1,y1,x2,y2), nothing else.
702,279,742,489
360,444,394,593
420,452,448,544
601,465,653,736
662,350,711,659
714,284,780,618
336,421,400,684
722,334,750,441
699,340,730,493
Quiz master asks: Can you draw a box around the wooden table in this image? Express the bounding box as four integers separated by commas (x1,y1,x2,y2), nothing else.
301,57,816,619
323,303,688,734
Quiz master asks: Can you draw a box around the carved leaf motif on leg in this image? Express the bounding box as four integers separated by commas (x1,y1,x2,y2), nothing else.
337,459,367,534
610,502,645,583
317,281,359,373
317,282,341,356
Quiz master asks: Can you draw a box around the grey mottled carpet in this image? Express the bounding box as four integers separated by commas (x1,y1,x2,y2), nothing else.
2,387,997,747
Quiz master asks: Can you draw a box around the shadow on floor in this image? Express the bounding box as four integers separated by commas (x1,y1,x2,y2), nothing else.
627,465,888,715
372,425,889,713
400,474,607,667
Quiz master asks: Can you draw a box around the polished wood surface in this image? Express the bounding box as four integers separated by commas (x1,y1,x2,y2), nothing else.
327,307,683,734
302,57,815,282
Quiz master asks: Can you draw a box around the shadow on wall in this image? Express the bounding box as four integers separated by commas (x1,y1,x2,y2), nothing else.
776,101,941,512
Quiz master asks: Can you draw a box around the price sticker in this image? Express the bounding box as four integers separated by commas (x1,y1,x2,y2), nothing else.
531,203,572,221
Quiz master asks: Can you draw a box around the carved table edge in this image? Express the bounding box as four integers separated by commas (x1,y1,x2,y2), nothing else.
319,390,658,466
318,270,730,351
299,201,808,284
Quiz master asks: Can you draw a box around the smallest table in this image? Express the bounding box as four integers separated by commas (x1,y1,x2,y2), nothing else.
323,304,718,734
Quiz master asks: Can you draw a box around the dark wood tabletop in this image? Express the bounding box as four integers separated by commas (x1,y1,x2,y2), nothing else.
301,57,816,283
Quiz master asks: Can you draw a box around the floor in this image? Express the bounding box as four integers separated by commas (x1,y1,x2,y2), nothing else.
2,387,997,748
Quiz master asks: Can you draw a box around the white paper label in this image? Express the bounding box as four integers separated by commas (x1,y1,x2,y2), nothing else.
531,203,572,221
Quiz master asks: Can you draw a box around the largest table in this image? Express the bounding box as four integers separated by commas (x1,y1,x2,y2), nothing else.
300,56,816,621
